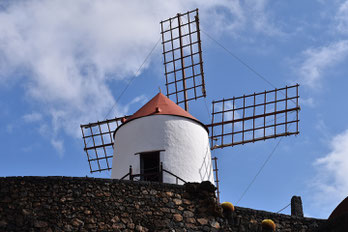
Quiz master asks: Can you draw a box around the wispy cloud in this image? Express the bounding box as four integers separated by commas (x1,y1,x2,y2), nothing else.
300,97,315,107
22,112,42,123
296,1,348,89
51,139,64,157
245,0,285,37
203,0,285,37
310,128,348,217
336,0,348,34
0,0,278,153
297,40,348,88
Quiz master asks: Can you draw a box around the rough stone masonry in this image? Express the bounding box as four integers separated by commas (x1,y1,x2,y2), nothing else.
0,176,326,231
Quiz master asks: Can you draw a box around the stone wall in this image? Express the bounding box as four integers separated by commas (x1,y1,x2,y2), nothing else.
0,176,228,232
231,206,325,232
0,176,326,232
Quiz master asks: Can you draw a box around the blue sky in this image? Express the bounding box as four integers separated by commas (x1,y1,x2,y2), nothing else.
1,0,348,219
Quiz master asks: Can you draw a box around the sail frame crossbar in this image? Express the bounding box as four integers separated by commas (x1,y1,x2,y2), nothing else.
160,8,206,111
80,116,128,173
208,84,300,149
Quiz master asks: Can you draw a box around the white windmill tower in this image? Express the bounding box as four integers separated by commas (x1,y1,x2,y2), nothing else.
80,9,300,201
111,92,214,184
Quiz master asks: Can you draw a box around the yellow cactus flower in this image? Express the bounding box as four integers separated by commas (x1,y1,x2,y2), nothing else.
262,219,276,231
221,202,235,212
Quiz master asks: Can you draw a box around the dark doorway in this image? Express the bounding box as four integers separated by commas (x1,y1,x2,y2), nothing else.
140,151,161,182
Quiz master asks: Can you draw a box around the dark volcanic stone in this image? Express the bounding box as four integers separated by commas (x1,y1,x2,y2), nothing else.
0,176,326,232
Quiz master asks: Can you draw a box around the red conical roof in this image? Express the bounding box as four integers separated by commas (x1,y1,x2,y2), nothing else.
126,92,199,122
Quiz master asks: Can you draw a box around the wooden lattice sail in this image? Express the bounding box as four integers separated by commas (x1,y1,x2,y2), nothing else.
160,9,206,111
80,116,128,173
207,84,300,149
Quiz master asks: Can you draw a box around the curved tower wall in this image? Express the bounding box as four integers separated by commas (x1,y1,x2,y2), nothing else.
111,115,214,184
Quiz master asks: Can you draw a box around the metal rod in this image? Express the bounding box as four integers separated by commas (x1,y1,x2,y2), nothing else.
87,155,113,162
253,93,256,142
90,167,112,173
162,169,187,183
98,123,110,170
84,142,114,151
207,107,300,127
242,95,245,143
188,12,197,100
212,132,299,149
211,84,299,104
82,131,115,139
211,96,298,114
211,119,299,138
296,84,299,133
160,162,163,183
162,34,201,45
167,83,204,94
169,18,179,104
161,21,170,98
212,157,220,203
81,127,93,173
160,9,198,24
171,94,205,104
264,91,266,139
274,89,277,136
232,97,235,145
80,116,126,128
177,13,189,111
195,12,206,97
129,165,133,181
211,101,215,147
221,99,225,146
163,53,201,69
285,86,288,133
120,173,130,180
106,122,113,145
89,126,102,172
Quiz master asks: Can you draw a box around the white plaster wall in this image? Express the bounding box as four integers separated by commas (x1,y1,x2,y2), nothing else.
111,115,214,185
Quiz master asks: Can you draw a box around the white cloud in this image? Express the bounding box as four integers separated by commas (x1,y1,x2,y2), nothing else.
200,0,245,35
0,0,279,152
22,112,42,123
300,97,315,107
298,40,348,88
244,0,284,37
203,0,284,37
311,128,348,216
336,0,348,34
51,139,64,157
39,122,65,155
130,95,149,105
315,118,330,136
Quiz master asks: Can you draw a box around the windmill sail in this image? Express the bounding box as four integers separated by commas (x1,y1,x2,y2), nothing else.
207,84,300,149
160,9,206,111
80,116,129,173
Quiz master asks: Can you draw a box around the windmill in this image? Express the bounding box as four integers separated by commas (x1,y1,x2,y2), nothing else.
80,9,300,201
